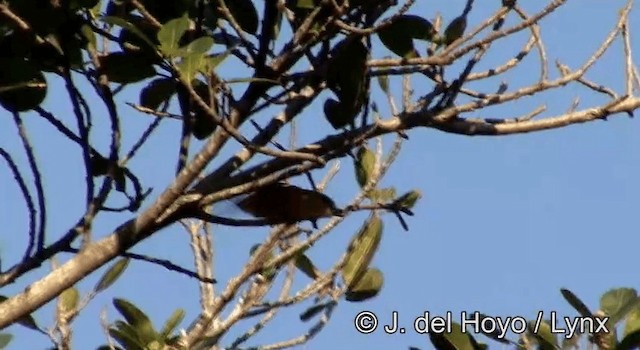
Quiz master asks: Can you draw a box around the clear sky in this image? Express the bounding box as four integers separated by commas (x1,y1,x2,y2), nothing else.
1,1,639,349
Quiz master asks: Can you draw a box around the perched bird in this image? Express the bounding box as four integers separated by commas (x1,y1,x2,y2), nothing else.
236,182,343,225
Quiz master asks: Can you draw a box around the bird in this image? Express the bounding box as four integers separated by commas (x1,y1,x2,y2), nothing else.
235,182,344,225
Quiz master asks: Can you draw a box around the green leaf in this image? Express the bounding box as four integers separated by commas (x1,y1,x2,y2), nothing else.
217,0,259,34
176,55,205,81
394,190,422,209
102,16,157,50
112,298,159,345
0,333,13,349
99,52,156,84
203,49,233,73
601,288,639,324
561,288,592,317
140,78,176,110
367,188,397,202
59,287,80,313
429,322,476,350
95,258,130,293
295,254,320,280
345,267,383,302
527,320,558,350
109,321,146,350
378,15,436,58
81,24,97,50
342,214,383,288
354,145,376,188
624,308,640,337
158,14,190,57
179,36,214,56
0,58,47,112
159,309,185,339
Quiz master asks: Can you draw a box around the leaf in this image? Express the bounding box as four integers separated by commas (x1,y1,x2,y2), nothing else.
190,80,218,140
367,187,397,202
326,38,369,123
394,190,422,209
157,14,190,57
527,320,558,350
112,298,158,345
217,0,259,34
102,16,156,50
99,52,156,84
619,329,640,350
561,288,592,317
59,287,80,313
377,74,390,95
624,308,640,337
429,322,476,350
109,321,146,350
0,58,47,112
601,288,639,324
295,254,320,280
0,333,13,349
378,15,436,58
0,296,40,332
299,303,328,321
140,78,176,110
179,36,214,56
354,145,376,188
323,98,354,130
176,55,205,81
341,214,383,288
345,267,383,302
95,258,130,292
159,309,185,339
442,15,467,47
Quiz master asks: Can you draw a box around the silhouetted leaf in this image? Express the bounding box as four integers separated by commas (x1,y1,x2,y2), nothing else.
378,15,436,58
342,214,383,288
140,78,176,110
295,254,320,280
442,15,467,47
0,58,47,112
217,0,259,34
619,329,640,350
300,303,328,321
95,258,130,293
561,288,592,317
429,322,476,350
327,38,368,123
323,98,354,130
345,267,383,302
377,74,390,95
99,52,156,84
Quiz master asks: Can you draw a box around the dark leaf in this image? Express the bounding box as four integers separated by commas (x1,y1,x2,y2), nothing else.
0,58,47,112
99,52,156,84
140,78,176,110
561,288,592,317
378,15,436,58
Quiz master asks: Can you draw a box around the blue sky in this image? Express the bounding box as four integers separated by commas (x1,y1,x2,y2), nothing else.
1,0,639,349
